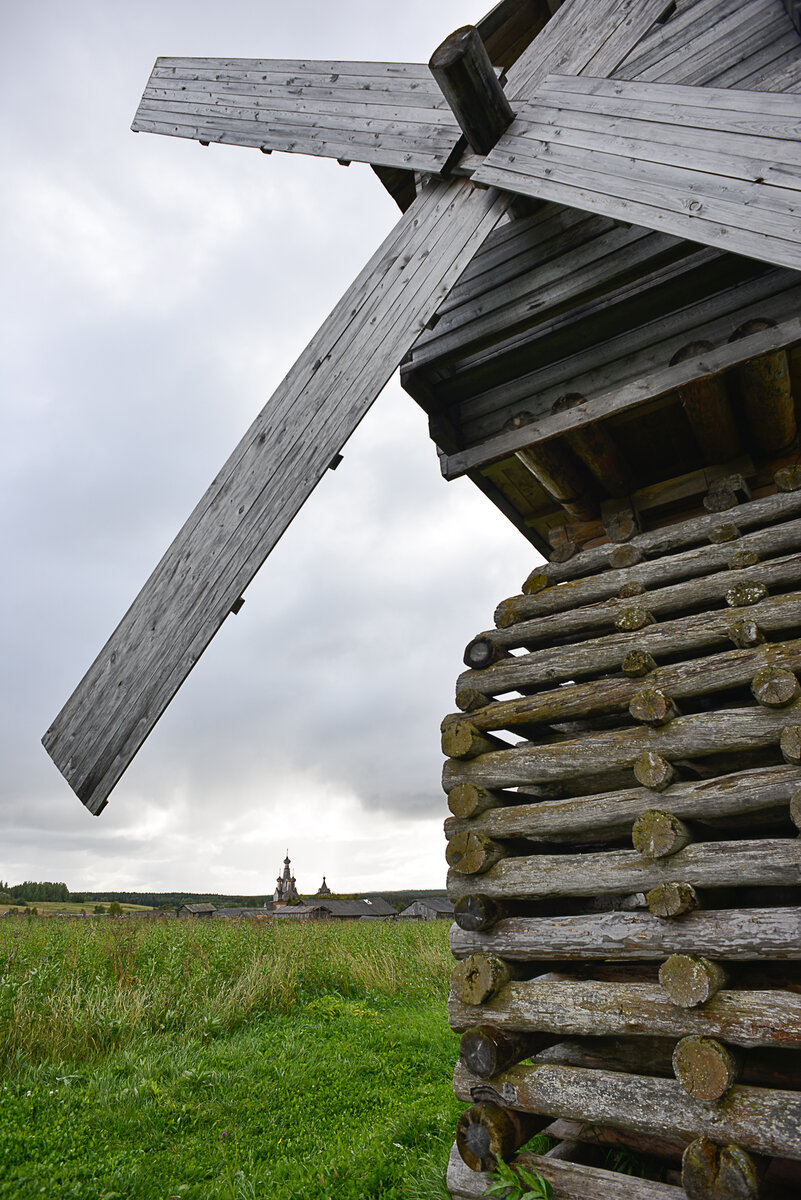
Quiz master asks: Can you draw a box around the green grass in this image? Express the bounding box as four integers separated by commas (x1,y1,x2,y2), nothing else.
0,918,461,1200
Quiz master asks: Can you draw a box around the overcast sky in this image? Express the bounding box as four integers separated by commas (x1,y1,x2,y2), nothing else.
2,0,541,896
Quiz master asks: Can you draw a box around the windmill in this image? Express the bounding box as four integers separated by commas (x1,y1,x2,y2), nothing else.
42,2,801,1194
42,0,801,814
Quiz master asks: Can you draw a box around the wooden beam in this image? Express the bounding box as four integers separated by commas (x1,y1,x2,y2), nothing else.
132,58,462,175
453,1060,801,1161
449,979,801,1047
450,907,801,963
441,316,801,478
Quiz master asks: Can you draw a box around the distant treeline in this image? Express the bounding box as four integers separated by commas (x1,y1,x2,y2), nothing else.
74,888,449,911
0,881,71,902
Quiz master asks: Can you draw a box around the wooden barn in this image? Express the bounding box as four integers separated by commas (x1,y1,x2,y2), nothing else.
42,0,801,1195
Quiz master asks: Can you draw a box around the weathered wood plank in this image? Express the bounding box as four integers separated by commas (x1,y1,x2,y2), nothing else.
43,179,510,813
445,763,801,844
449,979,801,1047
474,78,801,270
446,838,801,901
506,0,675,99
453,1060,801,1162
442,317,801,478
450,907,801,962
132,56,461,173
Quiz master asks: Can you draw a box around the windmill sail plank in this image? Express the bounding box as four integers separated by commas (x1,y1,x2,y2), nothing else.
42,179,510,814
473,77,801,269
132,57,461,173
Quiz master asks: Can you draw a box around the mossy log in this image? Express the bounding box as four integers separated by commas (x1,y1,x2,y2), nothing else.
672,1035,739,1101
447,839,800,903
632,810,693,858
442,702,801,792
451,952,519,1005
448,979,801,1048
449,907,801,963
446,641,801,739
459,1025,556,1079
659,955,729,1008
488,553,799,649
455,1100,543,1173
532,490,801,588
671,341,741,462
445,766,801,845
647,881,699,917
682,1136,763,1200
501,512,801,627
446,831,510,875
452,1060,801,1160
446,1141,686,1200
457,594,801,696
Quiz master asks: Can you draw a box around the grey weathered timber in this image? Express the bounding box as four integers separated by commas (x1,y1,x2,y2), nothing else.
446,1141,686,1200
445,640,801,737
448,979,801,1047
132,58,462,173
445,765,801,845
515,489,801,589
456,593,801,694
470,64,801,263
452,1060,801,1161
43,178,510,813
505,0,678,99
449,907,801,963
480,551,801,649
443,702,801,792
428,25,515,155
447,838,801,901
496,514,801,626
441,316,801,478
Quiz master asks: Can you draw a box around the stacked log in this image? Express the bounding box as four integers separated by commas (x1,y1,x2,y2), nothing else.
444,477,801,1199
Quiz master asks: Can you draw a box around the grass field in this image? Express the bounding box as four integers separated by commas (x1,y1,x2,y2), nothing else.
0,916,462,1200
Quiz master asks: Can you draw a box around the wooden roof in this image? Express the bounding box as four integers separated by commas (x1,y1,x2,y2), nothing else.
402,0,801,557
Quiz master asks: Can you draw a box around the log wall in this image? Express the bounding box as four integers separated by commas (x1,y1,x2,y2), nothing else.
444,477,801,1198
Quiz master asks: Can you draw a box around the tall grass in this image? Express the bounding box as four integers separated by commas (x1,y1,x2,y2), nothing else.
0,916,452,1073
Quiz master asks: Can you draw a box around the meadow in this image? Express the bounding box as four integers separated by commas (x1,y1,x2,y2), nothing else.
0,916,463,1200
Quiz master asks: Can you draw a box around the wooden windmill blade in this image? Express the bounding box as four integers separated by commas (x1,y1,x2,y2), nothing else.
471,74,801,269
43,0,706,815
132,57,465,174
42,176,510,816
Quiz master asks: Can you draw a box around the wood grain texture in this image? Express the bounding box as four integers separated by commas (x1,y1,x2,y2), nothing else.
456,592,801,694
132,58,462,173
474,73,801,269
443,700,801,791
448,979,801,1047
445,763,801,844
446,838,801,901
450,906,801,962
43,179,510,812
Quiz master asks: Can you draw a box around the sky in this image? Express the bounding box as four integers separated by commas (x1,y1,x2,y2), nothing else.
2,0,541,896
